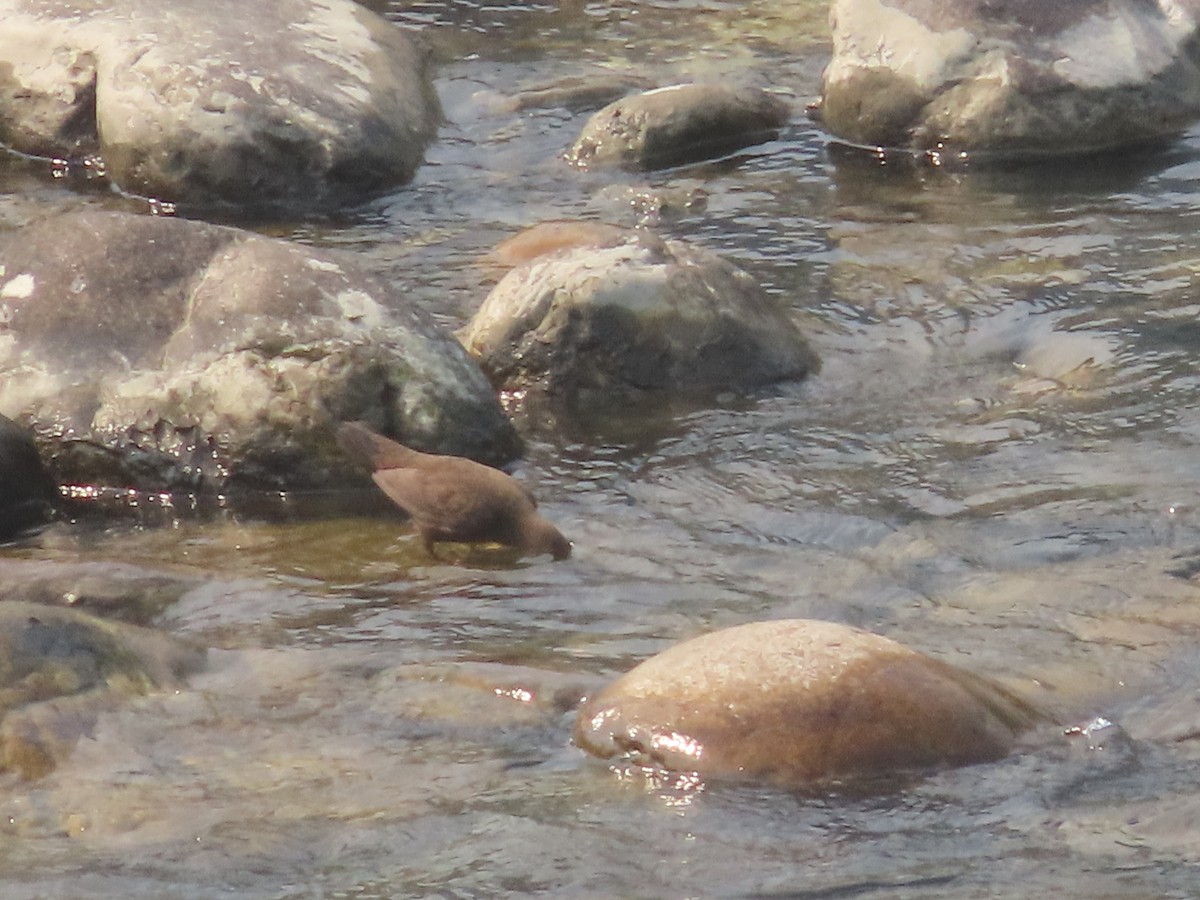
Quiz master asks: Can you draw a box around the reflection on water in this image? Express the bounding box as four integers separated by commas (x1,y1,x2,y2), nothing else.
7,0,1200,896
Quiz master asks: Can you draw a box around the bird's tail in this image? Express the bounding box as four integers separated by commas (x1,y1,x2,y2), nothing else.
336,421,420,469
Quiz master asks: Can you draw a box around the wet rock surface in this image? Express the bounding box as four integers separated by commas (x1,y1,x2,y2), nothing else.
0,209,520,494
0,600,206,778
0,415,56,541
0,558,202,625
0,0,440,214
818,0,1200,157
565,83,790,170
460,231,817,404
575,619,1049,785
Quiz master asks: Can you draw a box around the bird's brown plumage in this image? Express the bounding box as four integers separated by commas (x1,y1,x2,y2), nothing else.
336,422,571,561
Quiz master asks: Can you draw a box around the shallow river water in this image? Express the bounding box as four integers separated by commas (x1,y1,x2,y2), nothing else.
5,1,1200,897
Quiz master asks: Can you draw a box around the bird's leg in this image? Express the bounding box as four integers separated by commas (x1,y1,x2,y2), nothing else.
421,533,443,561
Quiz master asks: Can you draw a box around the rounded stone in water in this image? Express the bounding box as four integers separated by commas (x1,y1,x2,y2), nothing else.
461,232,818,404
0,209,521,495
565,83,791,170
817,0,1200,158
0,0,441,214
575,619,1049,786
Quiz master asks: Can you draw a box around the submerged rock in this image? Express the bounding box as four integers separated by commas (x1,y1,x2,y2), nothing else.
0,600,205,778
502,73,653,113
485,221,634,272
816,0,1200,158
460,231,817,404
0,415,56,540
0,559,203,625
565,83,790,170
575,619,1048,785
0,209,520,495
0,0,440,214
595,183,709,224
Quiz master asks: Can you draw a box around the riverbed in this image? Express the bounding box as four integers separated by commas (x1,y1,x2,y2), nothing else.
4,1,1200,896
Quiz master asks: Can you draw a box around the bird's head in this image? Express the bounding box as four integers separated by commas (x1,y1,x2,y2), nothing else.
524,515,572,561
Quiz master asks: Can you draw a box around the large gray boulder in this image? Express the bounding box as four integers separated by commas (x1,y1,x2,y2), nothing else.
575,619,1048,786
460,230,817,404
0,0,440,214
0,210,520,494
817,0,1200,157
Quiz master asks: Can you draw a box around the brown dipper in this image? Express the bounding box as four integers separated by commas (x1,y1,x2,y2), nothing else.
336,421,571,561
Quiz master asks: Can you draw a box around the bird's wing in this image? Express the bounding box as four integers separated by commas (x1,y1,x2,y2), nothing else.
371,468,499,535
516,480,539,508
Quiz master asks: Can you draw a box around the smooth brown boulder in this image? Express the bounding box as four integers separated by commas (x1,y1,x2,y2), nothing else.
337,421,571,561
575,619,1047,785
